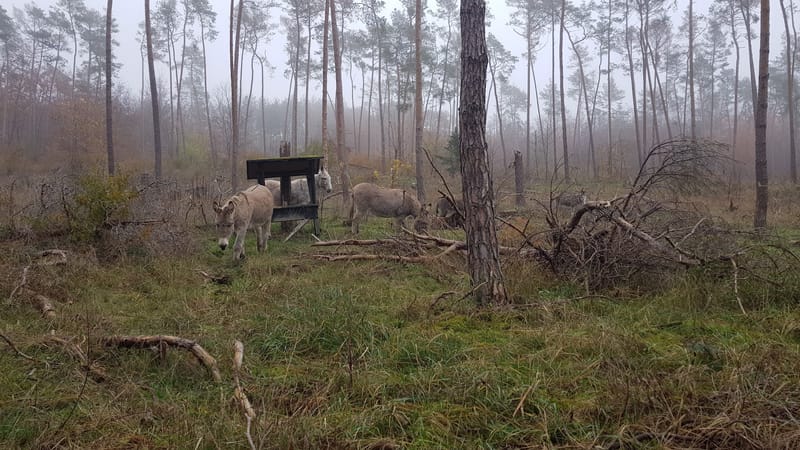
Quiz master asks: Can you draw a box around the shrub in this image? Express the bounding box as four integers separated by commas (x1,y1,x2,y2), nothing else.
69,172,138,242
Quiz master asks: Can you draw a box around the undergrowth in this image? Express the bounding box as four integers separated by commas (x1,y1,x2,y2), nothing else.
2,213,800,449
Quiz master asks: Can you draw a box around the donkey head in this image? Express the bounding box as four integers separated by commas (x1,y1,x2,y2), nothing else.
213,200,236,250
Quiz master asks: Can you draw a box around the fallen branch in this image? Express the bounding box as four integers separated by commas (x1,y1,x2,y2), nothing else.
7,265,29,304
312,238,396,247
313,253,430,263
43,335,107,382
29,289,56,319
1,332,38,362
232,340,256,450
609,215,700,266
36,249,68,265
196,270,231,285
101,335,221,382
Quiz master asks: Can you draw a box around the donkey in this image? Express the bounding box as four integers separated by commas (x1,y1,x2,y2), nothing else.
434,195,465,228
213,184,274,260
349,182,422,234
553,189,587,208
264,166,333,206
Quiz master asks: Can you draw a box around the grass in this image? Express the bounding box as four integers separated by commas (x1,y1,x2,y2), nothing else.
2,206,800,449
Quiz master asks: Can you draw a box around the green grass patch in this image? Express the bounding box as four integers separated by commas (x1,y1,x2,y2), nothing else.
2,217,800,449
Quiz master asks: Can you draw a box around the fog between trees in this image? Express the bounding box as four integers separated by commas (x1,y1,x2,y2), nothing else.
0,0,797,185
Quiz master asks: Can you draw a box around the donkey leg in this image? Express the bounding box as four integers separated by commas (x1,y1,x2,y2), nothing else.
233,228,247,260
351,211,362,234
256,225,265,253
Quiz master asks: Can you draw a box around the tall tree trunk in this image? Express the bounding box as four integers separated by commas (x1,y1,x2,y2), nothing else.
292,7,301,152
551,13,558,177
730,1,740,160
566,31,597,179
607,0,613,176
145,0,162,178
305,11,312,153
105,0,115,175
488,54,508,167
460,0,507,305
741,1,759,116
378,23,387,173
559,0,569,181
257,55,266,154
330,0,352,204
530,58,547,177
754,0,770,228
176,3,190,156
625,0,642,166
199,19,217,169
230,0,244,190
689,0,696,138
436,19,452,145
322,0,329,161
525,28,532,176
414,0,425,202
781,0,797,183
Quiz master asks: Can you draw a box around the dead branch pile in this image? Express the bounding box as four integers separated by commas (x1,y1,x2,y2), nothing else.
527,140,759,291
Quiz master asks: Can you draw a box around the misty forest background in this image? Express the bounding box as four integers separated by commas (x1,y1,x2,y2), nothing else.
1,0,799,189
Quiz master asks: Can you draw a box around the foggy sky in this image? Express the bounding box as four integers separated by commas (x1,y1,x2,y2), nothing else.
4,0,787,110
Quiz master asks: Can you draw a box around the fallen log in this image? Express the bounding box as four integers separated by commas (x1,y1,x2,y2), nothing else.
101,335,221,382
43,335,107,382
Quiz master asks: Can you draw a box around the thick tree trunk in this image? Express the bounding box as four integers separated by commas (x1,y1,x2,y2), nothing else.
754,0,770,228
459,0,507,306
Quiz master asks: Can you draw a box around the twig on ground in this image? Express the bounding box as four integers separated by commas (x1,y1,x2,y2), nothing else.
7,265,30,304
730,257,747,316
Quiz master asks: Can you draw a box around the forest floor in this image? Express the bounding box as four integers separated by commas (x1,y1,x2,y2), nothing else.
2,178,800,449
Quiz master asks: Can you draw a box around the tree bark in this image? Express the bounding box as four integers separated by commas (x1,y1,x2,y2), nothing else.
754,0,770,229
459,0,507,305
145,0,162,178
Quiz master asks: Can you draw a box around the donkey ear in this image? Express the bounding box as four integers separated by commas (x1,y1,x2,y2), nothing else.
213,200,222,213
222,201,235,214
